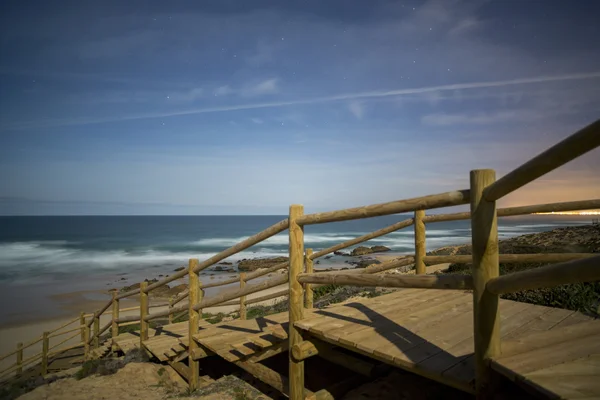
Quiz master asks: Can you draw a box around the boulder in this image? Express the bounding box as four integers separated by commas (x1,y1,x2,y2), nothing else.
334,251,350,256
351,246,373,256
173,266,185,272
351,259,382,268
370,245,391,253
219,262,233,266
120,282,140,292
237,256,289,271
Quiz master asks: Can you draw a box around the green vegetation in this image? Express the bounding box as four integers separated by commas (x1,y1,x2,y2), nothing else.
75,359,102,380
447,261,600,316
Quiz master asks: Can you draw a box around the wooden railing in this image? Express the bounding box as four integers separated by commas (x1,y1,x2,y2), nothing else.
1,119,598,398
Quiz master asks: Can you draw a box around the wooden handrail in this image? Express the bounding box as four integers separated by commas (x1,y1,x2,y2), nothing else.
87,297,114,327
483,119,600,201
48,331,80,352
48,315,80,335
296,190,470,225
423,253,596,264
48,325,84,339
140,219,289,295
145,273,289,321
422,198,600,223
297,272,474,290
0,336,43,362
486,255,600,295
310,218,414,259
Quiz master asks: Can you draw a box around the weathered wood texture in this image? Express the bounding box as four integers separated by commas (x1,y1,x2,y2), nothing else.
297,272,473,290
111,290,119,351
41,332,49,375
470,169,500,397
483,119,600,201
188,259,200,391
296,190,470,225
140,281,149,347
305,249,314,308
486,255,600,295
288,204,305,400
16,343,23,375
423,253,596,265
414,210,426,275
239,272,247,320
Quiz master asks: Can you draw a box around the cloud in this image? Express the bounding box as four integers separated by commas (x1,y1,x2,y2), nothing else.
240,78,279,97
251,118,264,124
421,110,540,126
348,101,364,119
4,71,600,130
214,85,233,96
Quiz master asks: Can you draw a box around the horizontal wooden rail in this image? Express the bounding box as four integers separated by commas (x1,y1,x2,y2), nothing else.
118,320,140,327
483,119,600,201
246,261,289,281
48,331,80,352
146,273,289,321
0,336,43,362
486,255,600,295
245,288,289,305
139,219,289,295
310,218,414,259
296,190,470,225
423,198,600,223
0,352,43,379
48,316,80,335
297,272,474,290
116,314,140,324
48,325,83,339
423,253,596,265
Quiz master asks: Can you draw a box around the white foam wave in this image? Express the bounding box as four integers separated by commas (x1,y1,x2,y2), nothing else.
193,234,357,247
0,242,284,274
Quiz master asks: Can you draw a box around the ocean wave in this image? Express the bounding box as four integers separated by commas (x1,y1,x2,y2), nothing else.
0,242,284,273
193,234,357,247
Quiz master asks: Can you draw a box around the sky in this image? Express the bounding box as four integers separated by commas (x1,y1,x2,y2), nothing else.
0,0,599,215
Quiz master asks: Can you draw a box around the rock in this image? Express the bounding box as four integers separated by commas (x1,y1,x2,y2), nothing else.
120,282,140,292
173,266,185,272
237,256,289,271
144,278,158,284
352,259,381,268
334,251,350,256
214,266,234,272
316,260,321,264
219,262,233,265
324,255,333,259
120,277,126,281
158,274,163,277
351,246,373,256
370,245,391,253
167,284,187,296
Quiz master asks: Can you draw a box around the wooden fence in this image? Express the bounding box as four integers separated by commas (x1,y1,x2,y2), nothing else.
1,119,598,399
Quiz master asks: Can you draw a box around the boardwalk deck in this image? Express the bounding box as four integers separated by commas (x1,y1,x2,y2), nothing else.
111,289,599,398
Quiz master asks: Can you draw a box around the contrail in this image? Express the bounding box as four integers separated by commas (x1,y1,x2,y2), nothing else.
5,71,600,129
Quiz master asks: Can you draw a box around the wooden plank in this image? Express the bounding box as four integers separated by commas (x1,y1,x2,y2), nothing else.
524,375,600,399
298,290,459,337
251,337,276,349
552,311,595,329
497,332,600,375
502,307,574,340
230,342,255,356
417,300,532,376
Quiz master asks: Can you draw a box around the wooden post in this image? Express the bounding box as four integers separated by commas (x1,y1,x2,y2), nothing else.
93,314,100,349
111,290,119,351
305,249,314,309
188,258,200,391
168,296,174,324
289,204,305,400
80,311,85,342
470,169,500,398
414,210,426,275
140,281,149,348
84,326,90,360
16,342,23,375
41,331,49,375
239,272,247,320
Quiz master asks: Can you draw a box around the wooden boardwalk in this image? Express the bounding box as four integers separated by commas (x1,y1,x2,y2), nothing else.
112,289,600,398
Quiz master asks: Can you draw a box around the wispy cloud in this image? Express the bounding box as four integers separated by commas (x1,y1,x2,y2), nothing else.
251,117,264,124
4,71,600,130
240,78,279,97
421,110,539,126
214,85,234,96
348,101,364,119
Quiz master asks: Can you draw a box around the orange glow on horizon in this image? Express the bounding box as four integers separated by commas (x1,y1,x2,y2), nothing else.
534,210,600,215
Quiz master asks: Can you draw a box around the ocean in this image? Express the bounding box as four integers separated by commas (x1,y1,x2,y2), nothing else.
0,214,592,326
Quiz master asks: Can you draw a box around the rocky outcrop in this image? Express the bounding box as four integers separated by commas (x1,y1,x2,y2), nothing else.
351,246,373,256
237,256,289,271
334,251,350,256
370,245,391,253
